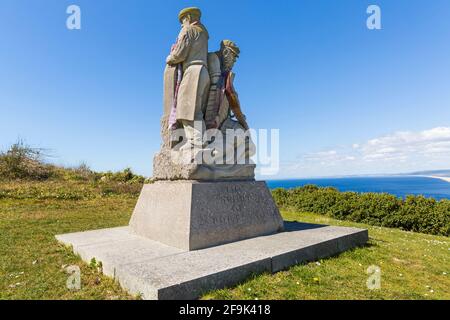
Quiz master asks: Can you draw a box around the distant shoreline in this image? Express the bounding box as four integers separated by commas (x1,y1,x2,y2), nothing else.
426,176,450,183
266,175,450,200
268,175,450,182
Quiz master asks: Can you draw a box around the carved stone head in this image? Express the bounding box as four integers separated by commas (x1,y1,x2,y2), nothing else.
178,7,201,26
220,40,240,72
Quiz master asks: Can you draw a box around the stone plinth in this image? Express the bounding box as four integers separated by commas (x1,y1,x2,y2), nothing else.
129,181,284,251
56,223,368,300
55,180,369,300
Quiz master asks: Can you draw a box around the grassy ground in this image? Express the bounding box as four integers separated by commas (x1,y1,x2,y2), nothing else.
0,197,137,300
1,195,449,300
205,210,450,300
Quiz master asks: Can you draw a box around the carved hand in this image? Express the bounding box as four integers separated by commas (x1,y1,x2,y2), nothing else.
166,55,176,66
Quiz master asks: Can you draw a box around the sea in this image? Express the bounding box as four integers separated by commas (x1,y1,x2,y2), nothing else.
266,176,450,200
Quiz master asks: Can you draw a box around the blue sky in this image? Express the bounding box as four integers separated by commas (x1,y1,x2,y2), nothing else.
1,0,450,178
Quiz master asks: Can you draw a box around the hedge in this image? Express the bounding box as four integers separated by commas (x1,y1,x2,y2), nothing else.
272,185,450,236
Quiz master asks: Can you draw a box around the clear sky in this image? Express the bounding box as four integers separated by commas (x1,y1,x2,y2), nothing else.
1,0,450,179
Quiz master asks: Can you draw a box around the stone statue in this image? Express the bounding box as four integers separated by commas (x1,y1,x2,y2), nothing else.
57,8,366,300
165,7,210,151
205,40,255,165
153,8,255,181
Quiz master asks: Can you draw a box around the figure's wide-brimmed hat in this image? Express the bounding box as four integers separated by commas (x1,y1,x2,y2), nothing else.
221,40,241,57
178,7,202,22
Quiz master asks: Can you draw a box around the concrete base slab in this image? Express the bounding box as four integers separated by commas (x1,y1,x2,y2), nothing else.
56,222,368,300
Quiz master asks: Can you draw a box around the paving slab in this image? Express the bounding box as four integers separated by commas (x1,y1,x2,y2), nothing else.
56,222,368,300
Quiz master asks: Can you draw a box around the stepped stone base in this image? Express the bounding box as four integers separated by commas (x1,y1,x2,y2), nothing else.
56,223,368,300
56,180,368,300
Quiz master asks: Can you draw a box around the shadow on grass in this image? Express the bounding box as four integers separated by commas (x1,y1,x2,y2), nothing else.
283,221,328,232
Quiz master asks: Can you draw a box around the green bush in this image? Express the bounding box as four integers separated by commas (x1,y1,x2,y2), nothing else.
272,185,450,237
0,140,55,180
97,168,145,184
55,163,97,182
0,141,146,199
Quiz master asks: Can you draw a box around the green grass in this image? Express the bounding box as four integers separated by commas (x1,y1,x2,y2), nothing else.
1,193,449,300
204,210,450,300
0,197,137,300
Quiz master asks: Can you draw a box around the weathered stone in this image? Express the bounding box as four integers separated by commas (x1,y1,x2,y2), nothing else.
152,116,256,181
56,223,368,300
159,12,256,181
152,149,255,181
152,148,200,180
129,181,284,251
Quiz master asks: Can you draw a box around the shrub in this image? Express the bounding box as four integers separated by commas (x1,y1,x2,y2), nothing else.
0,141,147,200
272,186,450,237
98,168,145,184
0,142,147,195
55,163,97,182
0,140,55,180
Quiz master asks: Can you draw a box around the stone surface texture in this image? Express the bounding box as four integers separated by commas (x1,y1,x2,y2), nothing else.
158,14,256,182
153,150,256,181
56,223,368,300
129,181,284,251
152,115,256,181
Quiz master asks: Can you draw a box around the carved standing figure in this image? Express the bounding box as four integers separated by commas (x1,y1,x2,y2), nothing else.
164,7,210,152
